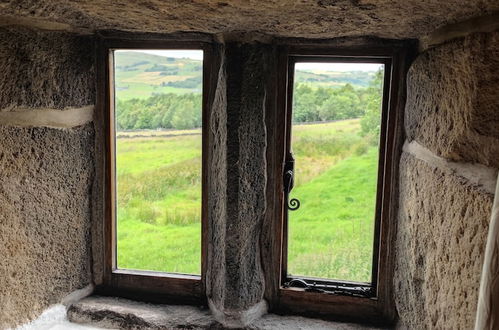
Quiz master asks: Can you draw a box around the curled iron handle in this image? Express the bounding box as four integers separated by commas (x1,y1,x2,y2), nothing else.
288,198,300,211
283,154,300,211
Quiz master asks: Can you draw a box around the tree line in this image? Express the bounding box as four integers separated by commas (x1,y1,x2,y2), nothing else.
116,69,383,135
116,93,202,130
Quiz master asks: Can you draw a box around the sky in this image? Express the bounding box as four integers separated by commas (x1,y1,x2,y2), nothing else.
295,62,383,72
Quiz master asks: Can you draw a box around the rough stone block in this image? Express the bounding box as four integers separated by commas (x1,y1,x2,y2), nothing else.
0,27,95,109
68,296,217,329
0,124,94,328
405,31,499,167
206,43,271,326
394,152,493,329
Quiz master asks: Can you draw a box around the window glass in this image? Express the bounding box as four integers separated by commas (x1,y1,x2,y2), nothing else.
287,62,384,283
113,49,203,274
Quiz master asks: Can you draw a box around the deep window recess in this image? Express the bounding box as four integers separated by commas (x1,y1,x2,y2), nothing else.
276,51,401,322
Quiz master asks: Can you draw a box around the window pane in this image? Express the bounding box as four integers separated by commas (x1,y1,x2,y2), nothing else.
114,49,203,274
287,62,384,283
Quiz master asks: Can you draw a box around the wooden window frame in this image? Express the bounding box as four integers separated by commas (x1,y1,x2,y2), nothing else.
96,35,411,324
98,35,214,305
269,45,410,324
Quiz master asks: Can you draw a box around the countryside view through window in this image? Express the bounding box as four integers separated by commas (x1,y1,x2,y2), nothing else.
288,62,384,283
113,51,384,281
114,49,203,274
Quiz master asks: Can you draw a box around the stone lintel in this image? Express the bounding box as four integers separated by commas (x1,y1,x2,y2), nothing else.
421,13,499,51
405,30,499,167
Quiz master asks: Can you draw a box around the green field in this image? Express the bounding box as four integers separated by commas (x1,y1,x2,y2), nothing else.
116,119,378,282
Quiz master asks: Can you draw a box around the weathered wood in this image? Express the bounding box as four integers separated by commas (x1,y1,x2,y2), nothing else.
475,174,499,330
277,288,384,325
264,43,415,323
99,35,213,302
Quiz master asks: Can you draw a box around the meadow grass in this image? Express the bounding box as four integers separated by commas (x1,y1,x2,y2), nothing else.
115,82,196,100
116,119,378,280
288,148,377,282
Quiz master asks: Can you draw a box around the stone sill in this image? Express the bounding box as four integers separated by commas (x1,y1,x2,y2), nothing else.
68,296,388,329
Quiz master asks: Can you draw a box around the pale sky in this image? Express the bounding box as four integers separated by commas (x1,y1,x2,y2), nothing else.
117,49,204,60
296,62,383,72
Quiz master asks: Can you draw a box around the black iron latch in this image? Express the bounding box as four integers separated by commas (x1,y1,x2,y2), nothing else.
283,278,374,298
283,153,300,211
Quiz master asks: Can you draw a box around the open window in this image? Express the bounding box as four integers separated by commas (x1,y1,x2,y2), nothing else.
273,49,404,323
101,39,212,303
283,57,388,293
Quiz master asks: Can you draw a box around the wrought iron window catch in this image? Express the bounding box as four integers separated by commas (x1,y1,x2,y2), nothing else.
283,153,300,211
283,278,373,298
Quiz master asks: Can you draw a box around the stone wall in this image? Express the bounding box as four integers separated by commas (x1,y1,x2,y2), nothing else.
394,31,499,329
0,27,95,328
2,21,497,329
206,42,271,327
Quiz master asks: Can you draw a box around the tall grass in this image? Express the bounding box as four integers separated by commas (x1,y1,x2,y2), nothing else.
116,119,378,280
116,135,202,274
288,148,378,282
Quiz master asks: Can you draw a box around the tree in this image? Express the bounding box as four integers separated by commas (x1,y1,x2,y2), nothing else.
115,93,202,130
360,69,384,142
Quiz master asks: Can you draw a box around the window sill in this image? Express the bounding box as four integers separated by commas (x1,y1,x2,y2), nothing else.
67,296,389,329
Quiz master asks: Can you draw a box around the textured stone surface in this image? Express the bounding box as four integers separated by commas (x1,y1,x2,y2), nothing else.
0,125,94,329
1,0,499,39
68,296,383,329
394,152,493,329
405,31,499,167
68,296,217,329
206,43,228,319
420,13,499,51
206,43,270,326
0,27,95,109
18,304,101,330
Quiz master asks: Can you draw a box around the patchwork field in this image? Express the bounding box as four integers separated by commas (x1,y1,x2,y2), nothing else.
116,119,378,282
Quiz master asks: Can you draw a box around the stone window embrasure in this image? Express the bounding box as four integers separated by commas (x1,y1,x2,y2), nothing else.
98,34,411,325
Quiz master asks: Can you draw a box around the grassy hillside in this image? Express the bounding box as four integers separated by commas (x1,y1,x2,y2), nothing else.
114,51,377,100
115,51,203,100
295,70,377,88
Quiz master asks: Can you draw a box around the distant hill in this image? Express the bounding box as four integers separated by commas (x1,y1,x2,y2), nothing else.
114,51,203,100
295,70,377,88
114,51,378,100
